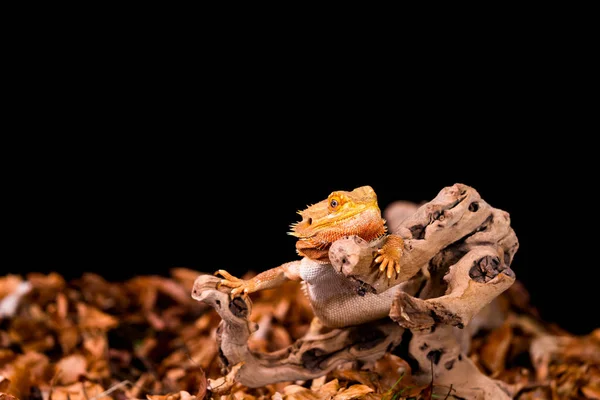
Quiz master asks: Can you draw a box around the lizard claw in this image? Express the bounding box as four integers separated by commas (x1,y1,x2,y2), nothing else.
214,269,242,282
377,257,398,279
214,269,254,298
374,235,404,281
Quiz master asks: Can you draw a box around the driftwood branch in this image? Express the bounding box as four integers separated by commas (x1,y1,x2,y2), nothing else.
408,325,512,399
191,275,404,388
330,184,518,399
191,183,519,396
389,204,517,330
387,184,516,399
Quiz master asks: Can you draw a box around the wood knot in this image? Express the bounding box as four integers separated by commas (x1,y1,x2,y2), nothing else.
469,255,512,283
229,297,249,318
301,348,327,370
469,201,479,212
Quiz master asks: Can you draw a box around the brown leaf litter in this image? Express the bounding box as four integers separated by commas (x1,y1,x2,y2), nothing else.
0,272,598,399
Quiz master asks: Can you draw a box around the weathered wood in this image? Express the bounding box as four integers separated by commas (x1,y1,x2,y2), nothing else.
192,183,519,396
191,275,404,388
408,325,512,399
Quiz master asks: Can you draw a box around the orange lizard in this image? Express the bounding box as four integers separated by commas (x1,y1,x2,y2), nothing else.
215,186,405,326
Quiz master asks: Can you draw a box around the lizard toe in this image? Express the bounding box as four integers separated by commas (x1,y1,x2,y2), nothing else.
214,269,242,282
386,264,395,279
379,258,389,272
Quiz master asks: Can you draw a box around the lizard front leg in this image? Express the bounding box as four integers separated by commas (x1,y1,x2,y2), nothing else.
374,234,405,279
215,261,301,298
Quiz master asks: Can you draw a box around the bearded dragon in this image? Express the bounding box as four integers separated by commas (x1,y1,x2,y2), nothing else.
215,186,407,328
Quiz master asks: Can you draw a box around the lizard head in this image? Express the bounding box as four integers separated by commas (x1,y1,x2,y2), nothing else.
289,185,387,260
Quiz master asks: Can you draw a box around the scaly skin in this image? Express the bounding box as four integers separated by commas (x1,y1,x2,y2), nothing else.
216,186,404,297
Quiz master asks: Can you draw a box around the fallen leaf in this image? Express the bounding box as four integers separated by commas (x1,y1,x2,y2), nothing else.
50,381,110,400
282,385,320,400
480,322,513,375
26,273,65,304
0,281,31,318
331,369,377,390
371,353,423,396
56,292,68,320
0,263,597,400
155,277,193,305
55,354,87,385
87,358,110,380
310,375,327,391
318,378,340,395
57,325,79,354
333,384,373,399
592,328,600,343
82,331,107,358
1,352,49,398
0,376,10,392
147,390,197,400
126,373,153,399
0,350,16,368
269,324,292,351
582,385,600,399
27,272,65,291
74,273,130,311
516,386,553,399
207,362,244,395
77,303,118,330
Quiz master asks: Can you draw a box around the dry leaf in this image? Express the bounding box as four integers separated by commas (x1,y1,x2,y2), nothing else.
57,325,79,354
27,272,65,291
0,280,30,318
126,373,153,399
333,384,373,399
147,390,197,400
317,379,340,397
282,385,320,400
155,277,193,305
55,354,87,385
516,386,553,399
360,395,383,400
0,377,9,392
77,302,118,330
74,273,130,311
480,322,513,375
582,385,600,399
207,362,244,395
371,353,423,396
1,352,50,398
82,330,107,358
0,260,597,400
270,325,292,350
310,376,327,391
331,369,377,390
50,381,110,400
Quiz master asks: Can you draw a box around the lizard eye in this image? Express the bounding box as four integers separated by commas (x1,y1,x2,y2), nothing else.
328,195,342,211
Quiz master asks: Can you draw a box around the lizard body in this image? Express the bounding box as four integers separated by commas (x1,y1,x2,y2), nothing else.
215,186,406,328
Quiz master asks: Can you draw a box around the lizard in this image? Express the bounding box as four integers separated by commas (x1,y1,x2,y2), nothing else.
214,185,408,328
